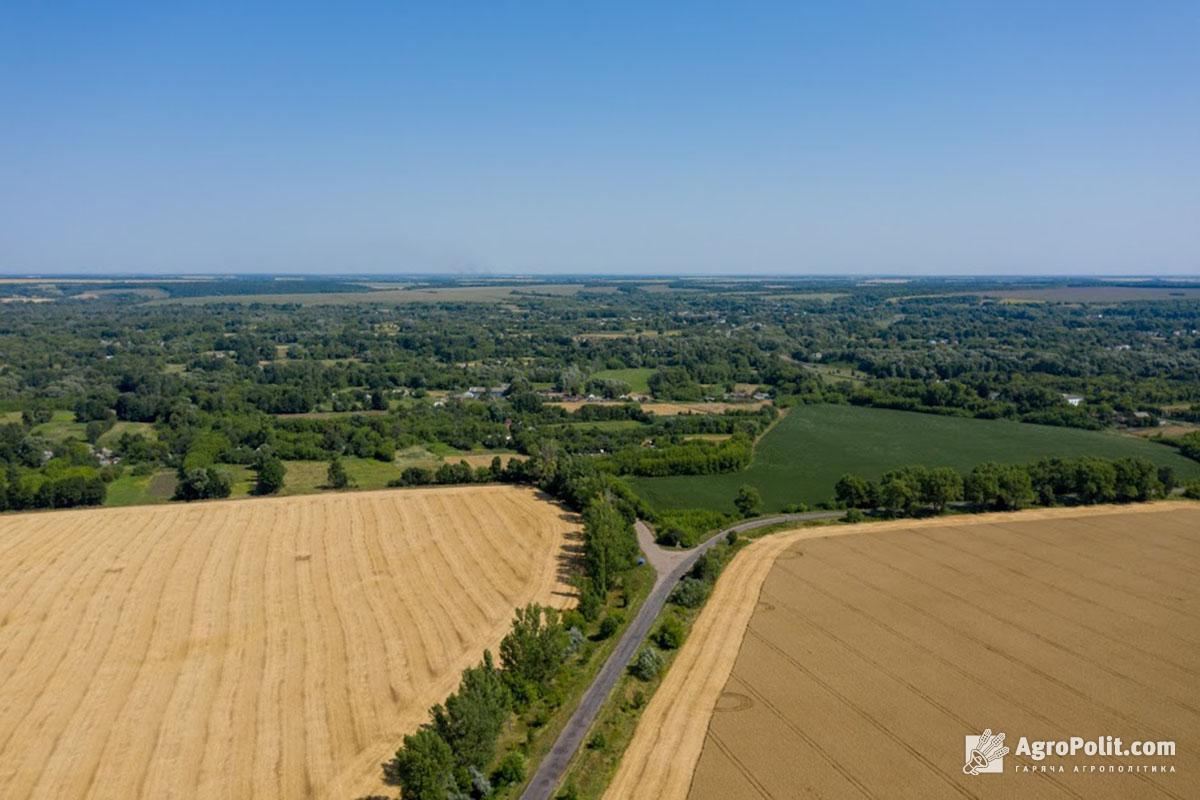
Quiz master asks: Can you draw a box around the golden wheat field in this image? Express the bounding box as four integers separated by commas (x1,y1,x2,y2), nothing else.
608,503,1200,800
0,485,578,800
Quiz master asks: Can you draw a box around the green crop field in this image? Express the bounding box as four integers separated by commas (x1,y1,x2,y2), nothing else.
591,367,654,394
629,404,1200,513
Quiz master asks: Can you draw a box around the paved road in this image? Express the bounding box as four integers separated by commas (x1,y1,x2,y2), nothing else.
519,510,844,800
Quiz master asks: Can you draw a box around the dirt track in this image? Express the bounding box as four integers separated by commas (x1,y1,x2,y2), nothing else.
606,502,1200,800
0,485,577,800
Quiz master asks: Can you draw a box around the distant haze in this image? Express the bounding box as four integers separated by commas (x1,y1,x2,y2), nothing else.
1,3,1197,276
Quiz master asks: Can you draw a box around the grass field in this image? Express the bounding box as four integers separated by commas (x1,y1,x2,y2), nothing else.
0,485,577,800
29,410,85,441
630,404,1200,513
95,420,156,447
607,503,1200,800
591,368,655,394
100,451,520,507
104,469,178,506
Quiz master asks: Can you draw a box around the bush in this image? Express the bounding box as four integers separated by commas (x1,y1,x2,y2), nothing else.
653,617,685,649
492,752,526,787
844,507,865,523
655,525,685,547
630,647,664,681
597,612,623,640
670,577,710,608
653,508,732,547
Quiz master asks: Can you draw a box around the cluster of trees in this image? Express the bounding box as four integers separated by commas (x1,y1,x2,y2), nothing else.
382,605,574,800
0,424,108,511
387,457,536,489
835,456,1176,516
604,434,752,477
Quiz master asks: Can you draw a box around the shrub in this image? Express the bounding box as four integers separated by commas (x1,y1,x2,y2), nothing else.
654,617,685,649
597,612,623,640
670,577,710,609
492,752,526,787
630,647,664,681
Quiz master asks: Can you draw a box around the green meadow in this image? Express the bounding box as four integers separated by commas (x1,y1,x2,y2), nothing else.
629,404,1200,513
591,367,654,394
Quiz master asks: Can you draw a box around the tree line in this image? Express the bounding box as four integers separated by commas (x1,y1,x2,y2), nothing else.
835,455,1177,517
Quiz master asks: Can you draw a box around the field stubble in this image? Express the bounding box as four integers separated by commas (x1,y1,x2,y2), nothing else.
0,485,578,800
606,502,1200,800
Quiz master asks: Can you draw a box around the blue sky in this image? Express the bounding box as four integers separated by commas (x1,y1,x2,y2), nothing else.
1,1,1197,275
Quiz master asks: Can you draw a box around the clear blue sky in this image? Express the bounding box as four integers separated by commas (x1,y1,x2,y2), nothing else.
1,1,1196,276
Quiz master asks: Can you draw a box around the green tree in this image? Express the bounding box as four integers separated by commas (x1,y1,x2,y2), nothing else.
174,467,232,501
499,604,569,698
964,462,1002,506
582,498,638,593
382,728,455,800
1113,457,1161,502
1072,457,1117,503
327,457,350,489
734,484,761,518
429,651,511,771
254,454,286,495
994,464,1035,510
834,473,874,509
919,466,963,511
878,468,922,516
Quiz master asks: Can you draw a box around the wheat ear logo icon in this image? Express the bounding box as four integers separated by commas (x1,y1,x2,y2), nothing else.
963,729,1009,775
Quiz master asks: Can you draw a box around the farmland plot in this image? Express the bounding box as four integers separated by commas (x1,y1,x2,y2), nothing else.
0,485,577,800
608,503,1200,800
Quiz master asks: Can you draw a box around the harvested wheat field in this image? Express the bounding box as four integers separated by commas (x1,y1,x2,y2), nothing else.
608,502,1200,800
0,485,578,800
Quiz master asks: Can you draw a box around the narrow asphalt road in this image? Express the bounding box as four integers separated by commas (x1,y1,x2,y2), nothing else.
519,510,844,800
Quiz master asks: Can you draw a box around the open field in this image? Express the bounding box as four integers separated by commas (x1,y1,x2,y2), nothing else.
549,400,769,415
102,451,521,507
977,286,1200,303
631,404,1200,512
590,368,655,394
607,502,1200,800
30,410,86,441
160,283,617,306
0,485,578,800
1129,424,1200,439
